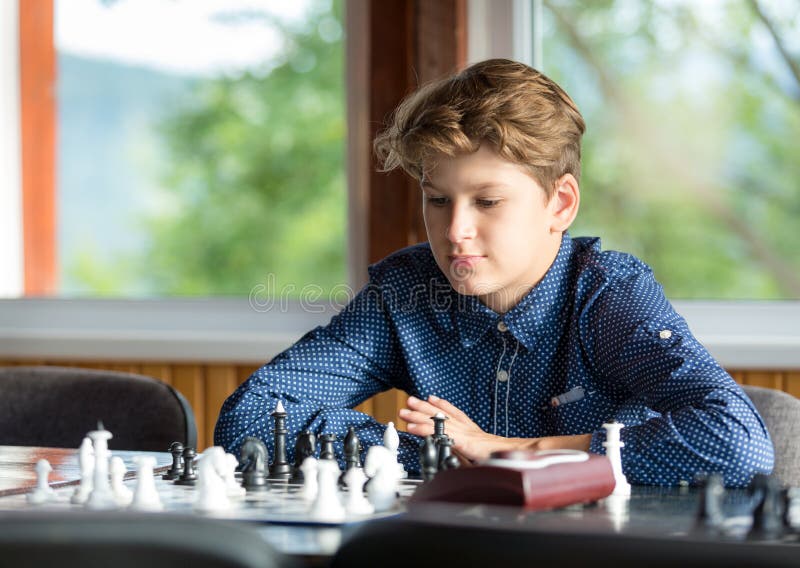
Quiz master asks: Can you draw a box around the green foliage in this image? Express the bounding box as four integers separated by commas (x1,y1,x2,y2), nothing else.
544,0,800,299
139,0,346,297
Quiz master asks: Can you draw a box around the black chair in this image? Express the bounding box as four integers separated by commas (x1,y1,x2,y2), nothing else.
742,385,800,487
0,511,296,568
0,366,196,451
332,514,800,568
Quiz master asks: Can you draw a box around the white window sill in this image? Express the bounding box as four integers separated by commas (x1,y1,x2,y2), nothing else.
0,299,798,368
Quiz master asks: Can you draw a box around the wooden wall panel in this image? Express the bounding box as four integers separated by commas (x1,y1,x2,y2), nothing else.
1,360,797,451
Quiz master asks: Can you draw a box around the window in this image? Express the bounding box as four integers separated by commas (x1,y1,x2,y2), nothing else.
22,0,347,299
531,0,800,300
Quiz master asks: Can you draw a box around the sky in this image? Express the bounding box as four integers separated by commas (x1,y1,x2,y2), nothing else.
55,0,314,76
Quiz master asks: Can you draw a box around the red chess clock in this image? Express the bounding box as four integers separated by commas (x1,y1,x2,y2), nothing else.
409,450,616,511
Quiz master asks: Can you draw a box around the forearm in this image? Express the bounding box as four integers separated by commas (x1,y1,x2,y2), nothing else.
589,387,774,487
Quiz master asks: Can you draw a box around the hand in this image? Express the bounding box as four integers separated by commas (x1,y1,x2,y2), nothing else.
399,395,593,461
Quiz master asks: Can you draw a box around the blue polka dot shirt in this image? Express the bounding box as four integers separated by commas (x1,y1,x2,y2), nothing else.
215,233,774,487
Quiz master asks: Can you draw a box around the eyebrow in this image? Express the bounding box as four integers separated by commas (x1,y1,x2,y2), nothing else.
420,180,510,192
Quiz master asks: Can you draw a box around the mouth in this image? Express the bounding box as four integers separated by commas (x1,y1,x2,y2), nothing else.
448,255,485,269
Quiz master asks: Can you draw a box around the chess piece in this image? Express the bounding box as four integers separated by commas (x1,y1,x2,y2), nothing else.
300,457,319,502
383,422,407,478
344,427,362,471
27,459,57,505
431,412,448,445
269,400,292,480
175,446,198,486
747,474,784,541
691,473,726,536
86,423,117,510
437,435,455,471
291,430,317,483
110,456,133,506
319,433,337,461
602,421,631,497
71,436,95,504
240,436,268,492
343,466,374,515
419,436,438,482
364,445,400,512
223,452,246,497
129,455,163,511
310,458,345,522
195,447,231,512
162,441,184,480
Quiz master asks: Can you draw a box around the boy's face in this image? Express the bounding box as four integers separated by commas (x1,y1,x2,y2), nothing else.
421,144,576,314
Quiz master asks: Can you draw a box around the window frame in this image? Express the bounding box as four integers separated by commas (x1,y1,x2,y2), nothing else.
1,0,798,370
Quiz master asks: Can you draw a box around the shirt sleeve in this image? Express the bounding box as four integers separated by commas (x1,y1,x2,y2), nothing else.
213,279,422,471
582,267,775,487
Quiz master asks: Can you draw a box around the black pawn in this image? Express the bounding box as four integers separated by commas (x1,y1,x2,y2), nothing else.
269,403,292,480
437,436,454,471
691,473,726,536
291,430,317,483
319,433,337,461
419,436,438,482
443,454,460,470
174,446,198,486
162,441,184,480
747,474,784,541
343,427,362,471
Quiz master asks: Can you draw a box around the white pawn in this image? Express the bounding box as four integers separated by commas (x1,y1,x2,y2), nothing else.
195,447,230,513
603,421,631,497
364,445,400,512
110,456,132,506
71,437,95,504
343,467,374,515
27,459,57,504
86,425,116,510
310,459,345,522
383,422,407,478
223,453,245,497
299,457,319,502
129,455,163,511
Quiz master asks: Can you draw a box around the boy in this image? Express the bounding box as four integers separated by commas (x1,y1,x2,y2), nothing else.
215,59,773,486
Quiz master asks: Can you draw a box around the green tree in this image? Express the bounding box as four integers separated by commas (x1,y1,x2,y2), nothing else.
140,0,346,297
544,0,800,299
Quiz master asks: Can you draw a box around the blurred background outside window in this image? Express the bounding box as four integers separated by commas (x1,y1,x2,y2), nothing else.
55,0,345,298
536,0,799,299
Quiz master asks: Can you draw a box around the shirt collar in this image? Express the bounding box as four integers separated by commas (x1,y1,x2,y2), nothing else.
450,233,575,351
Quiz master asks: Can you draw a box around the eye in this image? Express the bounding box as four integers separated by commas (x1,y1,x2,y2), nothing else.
476,199,500,208
425,196,448,207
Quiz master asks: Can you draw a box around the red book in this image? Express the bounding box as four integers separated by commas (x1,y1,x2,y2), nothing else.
409,450,616,511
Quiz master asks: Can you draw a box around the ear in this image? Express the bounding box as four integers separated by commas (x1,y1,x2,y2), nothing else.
547,173,580,233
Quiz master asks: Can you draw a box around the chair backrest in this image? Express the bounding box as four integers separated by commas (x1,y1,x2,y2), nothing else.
0,366,197,451
741,385,800,487
0,511,295,568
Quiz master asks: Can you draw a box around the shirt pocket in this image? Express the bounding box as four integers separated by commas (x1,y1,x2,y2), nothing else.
542,388,616,436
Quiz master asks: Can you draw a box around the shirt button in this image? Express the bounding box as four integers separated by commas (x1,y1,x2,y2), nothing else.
496,370,509,382
497,321,508,332
659,329,672,339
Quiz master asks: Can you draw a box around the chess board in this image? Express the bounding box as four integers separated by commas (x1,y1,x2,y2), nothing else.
0,470,423,527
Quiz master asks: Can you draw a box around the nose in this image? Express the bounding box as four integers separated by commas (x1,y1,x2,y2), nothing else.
446,203,477,244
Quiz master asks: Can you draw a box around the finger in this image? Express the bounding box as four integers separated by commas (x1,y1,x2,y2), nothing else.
406,422,434,437
406,395,440,415
428,394,471,421
398,408,433,425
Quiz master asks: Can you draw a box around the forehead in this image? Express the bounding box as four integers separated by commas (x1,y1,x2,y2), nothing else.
421,146,541,190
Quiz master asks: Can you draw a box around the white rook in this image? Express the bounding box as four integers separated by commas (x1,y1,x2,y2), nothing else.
602,421,631,497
